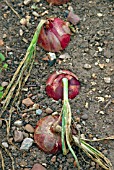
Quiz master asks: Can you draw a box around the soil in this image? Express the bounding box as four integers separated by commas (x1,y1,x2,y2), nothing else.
0,0,114,170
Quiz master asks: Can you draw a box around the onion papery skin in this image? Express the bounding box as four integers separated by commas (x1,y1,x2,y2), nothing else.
34,115,62,154
46,70,80,100
46,0,70,5
38,18,71,52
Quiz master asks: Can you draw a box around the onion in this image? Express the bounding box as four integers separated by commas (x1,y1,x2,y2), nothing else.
38,18,71,52
34,115,62,154
46,0,69,5
46,70,80,100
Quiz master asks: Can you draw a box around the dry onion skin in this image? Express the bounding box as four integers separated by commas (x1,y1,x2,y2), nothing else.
38,18,71,52
46,70,80,100
46,0,70,5
34,115,62,154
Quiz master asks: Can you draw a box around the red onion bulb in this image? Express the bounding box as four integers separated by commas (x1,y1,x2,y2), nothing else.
34,115,62,154
38,18,71,52
46,70,80,100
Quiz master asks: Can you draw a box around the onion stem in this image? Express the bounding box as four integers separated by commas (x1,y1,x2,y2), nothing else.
62,78,80,169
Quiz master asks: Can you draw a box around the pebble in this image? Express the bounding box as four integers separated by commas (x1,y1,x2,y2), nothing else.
2,142,8,148
19,29,24,36
97,13,103,17
97,47,103,52
45,108,53,114
14,120,23,127
75,117,80,123
67,11,80,25
31,163,46,170
0,120,2,127
96,97,104,102
99,63,105,69
1,81,8,87
83,63,92,69
51,155,57,163
36,109,42,115
0,39,4,46
22,98,34,107
106,59,110,63
104,77,111,83
24,0,31,5
14,130,23,142
99,110,105,115
32,11,40,17
59,53,71,60
20,160,27,167
85,102,89,109
91,161,95,166
76,124,81,129
81,114,88,120
20,138,34,151
24,124,34,133
20,18,27,25
47,52,56,60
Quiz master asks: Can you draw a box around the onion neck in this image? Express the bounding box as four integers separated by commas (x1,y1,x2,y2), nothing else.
62,78,68,102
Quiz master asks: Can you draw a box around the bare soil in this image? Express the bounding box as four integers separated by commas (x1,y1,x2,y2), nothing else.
0,0,114,170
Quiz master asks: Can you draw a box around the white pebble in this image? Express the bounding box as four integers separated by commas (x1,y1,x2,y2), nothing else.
14,120,23,127
83,63,92,69
97,13,103,17
32,11,40,17
97,47,103,52
20,138,34,151
24,0,31,5
104,77,111,83
2,142,8,148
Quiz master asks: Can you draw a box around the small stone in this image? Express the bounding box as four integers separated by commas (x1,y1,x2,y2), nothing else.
20,138,33,151
0,39,4,46
51,155,56,163
24,0,31,5
83,63,92,69
102,149,108,155
1,81,8,87
59,53,71,60
19,29,24,36
14,120,23,127
99,111,105,115
76,124,81,129
22,98,34,107
89,134,93,139
20,18,27,25
36,109,42,115
45,108,53,114
2,142,8,148
32,11,40,17
14,130,23,142
0,120,2,127
20,160,27,167
81,114,88,120
67,11,80,25
99,63,105,69
75,117,80,123
97,13,103,17
97,47,103,52
24,124,34,133
96,97,104,102
47,52,56,60
31,163,46,170
85,102,89,109
91,161,95,167
104,77,111,83
92,73,97,79
106,59,110,63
